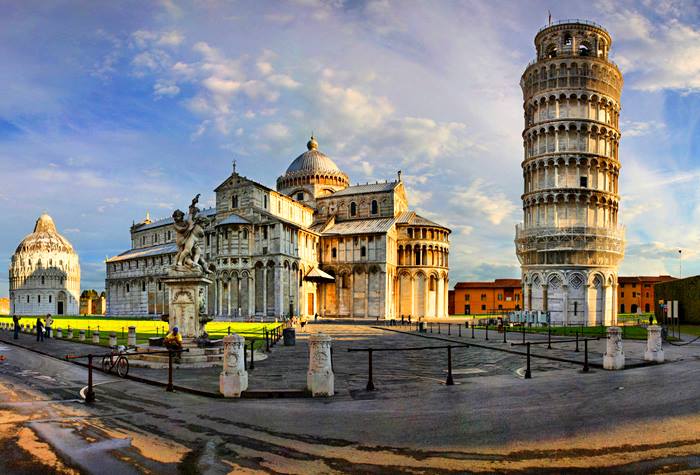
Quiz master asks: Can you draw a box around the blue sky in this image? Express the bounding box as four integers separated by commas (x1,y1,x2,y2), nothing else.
1,0,700,295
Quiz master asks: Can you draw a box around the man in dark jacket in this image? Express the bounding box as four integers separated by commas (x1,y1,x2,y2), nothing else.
13,315,21,340
36,317,44,342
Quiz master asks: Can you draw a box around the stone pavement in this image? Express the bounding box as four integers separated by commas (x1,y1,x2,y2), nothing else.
3,321,699,399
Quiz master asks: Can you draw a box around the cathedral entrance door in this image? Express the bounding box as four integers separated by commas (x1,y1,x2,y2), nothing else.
307,293,314,315
57,302,64,315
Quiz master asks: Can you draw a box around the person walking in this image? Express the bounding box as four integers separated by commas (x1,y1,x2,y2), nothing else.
44,314,53,339
12,315,21,340
36,317,45,342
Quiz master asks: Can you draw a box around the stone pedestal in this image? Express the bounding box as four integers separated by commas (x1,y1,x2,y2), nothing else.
67,329,73,339
56,328,63,338
79,330,85,341
162,271,212,343
603,326,625,370
644,325,664,363
92,331,100,344
307,333,334,397
128,326,136,347
109,332,117,347
219,334,248,397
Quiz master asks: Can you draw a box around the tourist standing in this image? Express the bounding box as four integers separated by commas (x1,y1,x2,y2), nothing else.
45,314,53,339
36,317,44,342
12,315,21,340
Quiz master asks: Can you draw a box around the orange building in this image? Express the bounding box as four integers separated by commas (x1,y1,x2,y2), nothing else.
449,279,522,315
617,275,675,314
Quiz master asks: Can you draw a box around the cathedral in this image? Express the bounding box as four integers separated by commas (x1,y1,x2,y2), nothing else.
9,213,81,316
106,136,450,320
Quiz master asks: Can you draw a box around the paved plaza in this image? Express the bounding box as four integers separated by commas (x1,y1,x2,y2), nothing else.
1,322,700,473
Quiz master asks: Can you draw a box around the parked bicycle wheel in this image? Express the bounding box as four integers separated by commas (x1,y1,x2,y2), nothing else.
101,355,112,373
116,356,129,377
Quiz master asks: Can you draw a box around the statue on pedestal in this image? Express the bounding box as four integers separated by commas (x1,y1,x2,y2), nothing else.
172,194,215,275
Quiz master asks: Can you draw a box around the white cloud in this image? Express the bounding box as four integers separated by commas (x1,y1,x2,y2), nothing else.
451,179,518,225
621,120,665,137
261,123,290,140
267,74,301,89
154,81,180,97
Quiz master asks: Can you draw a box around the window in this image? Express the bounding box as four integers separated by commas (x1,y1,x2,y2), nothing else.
49,295,52,303
142,282,146,292
350,202,357,216
621,292,624,298
332,248,337,258
243,229,248,239
481,294,487,301
580,176,588,187
646,292,649,298
296,192,304,201
41,276,45,285
263,226,268,240
167,230,171,240
620,304,625,313
632,292,636,298
158,282,162,291
564,33,572,46
407,229,413,238
465,294,470,301
263,195,268,208
498,304,503,310
126,284,130,293
497,293,503,301
38,295,41,303
154,233,158,243
371,200,378,214
232,195,238,208
574,301,578,315
481,304,486,311
579,43,590,56
27,296,30,303
361,246,366,257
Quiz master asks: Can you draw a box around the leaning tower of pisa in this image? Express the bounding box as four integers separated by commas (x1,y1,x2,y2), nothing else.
515,20,625,326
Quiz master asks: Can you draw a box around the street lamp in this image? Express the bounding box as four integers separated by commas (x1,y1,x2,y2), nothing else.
679,249,682,279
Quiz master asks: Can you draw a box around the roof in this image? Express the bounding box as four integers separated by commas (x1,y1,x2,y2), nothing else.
216,213,249,226
14,213,75,255
328,181,399,198
107,242,177,263
135,207,216,231
305,267,335,281
395,211,445,228
320,217,397,236
454,279,522,290
618,275,676,284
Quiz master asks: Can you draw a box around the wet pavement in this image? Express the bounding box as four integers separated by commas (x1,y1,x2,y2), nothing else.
2,325,700,473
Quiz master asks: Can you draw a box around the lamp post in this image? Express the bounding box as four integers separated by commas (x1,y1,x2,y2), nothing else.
679,249,682,279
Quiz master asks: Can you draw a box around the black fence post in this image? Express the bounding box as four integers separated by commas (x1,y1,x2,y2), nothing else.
458,324,462,337
367,349,375,391
121,327,124,340
446,346,454,386
525,343,532,379
503,324,507,344
86,354,96,403
485,322,489,341
448,323,451,336
547,327,552,349
265,329,270,352
583,339,590,373
522,323,526,344
249,340,255,370
228,325,231,336
472,322,475,339
575,331,579,352
438,323,441,334
430,323,433,333
166,351,174,392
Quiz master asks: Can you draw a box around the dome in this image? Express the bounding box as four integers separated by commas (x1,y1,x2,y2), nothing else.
15,213,75,254
284,136,344,175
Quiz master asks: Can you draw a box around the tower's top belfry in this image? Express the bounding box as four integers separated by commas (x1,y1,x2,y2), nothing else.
534,20,612,61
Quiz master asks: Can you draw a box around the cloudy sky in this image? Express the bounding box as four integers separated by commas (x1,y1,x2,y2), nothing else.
1,0,700,295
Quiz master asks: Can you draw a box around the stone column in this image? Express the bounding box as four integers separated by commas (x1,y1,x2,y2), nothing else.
226,280,231,316
562,285,569,325
644,325,664,363
109,332,117,347
365,268,370,318
262,267,268,317
248,274,255,317
275,265,283,318
611,283,618,326
92,331,100,344
603,326,624,370
79,330,86,341
307,333,334,397
542,284,549,312
437,277,444,318
219,334,248,397
583,283,590,324
128,326,136,346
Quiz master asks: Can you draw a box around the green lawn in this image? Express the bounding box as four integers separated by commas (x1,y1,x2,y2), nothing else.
0,316,283,349
470,323,648,340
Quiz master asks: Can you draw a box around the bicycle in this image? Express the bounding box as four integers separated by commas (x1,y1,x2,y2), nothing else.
101,350,129,377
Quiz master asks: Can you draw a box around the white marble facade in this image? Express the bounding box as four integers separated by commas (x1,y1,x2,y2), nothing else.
106,137,450,320
9,214,81,316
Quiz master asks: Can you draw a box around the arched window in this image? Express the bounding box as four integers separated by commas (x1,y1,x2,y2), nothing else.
564,33,572,47
331,248,337,258
49,295,52,303
361,246,366,257
232,194,238,208
350,202,357,216
126,284,130,293
296,192,304,201
243,229,248,239
546,44,557,58
142,282,146,292
578,43,590,56
41,276,45,285
263,195,268,209
371,200,378,214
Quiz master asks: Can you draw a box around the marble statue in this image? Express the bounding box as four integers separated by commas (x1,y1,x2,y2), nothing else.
172,194,215,274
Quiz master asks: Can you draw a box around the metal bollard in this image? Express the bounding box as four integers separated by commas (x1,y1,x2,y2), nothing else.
522,324,526,344
366,349,375,391
472,323,475,339
438,323,441,334
448,323,451,336
485,323,489,341
575,332,579,352
583,339,590,373
547,327,552,349
430,323,433,333
446,346,454,386
503,325,507,344
265,330,270,352
86,355,96,403
525,343,532,379
249,340,255,370
458,324,462,337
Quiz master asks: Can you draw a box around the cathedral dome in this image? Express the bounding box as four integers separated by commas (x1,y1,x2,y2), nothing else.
277,136,350,198
15,213,74,254
284,136,344,175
